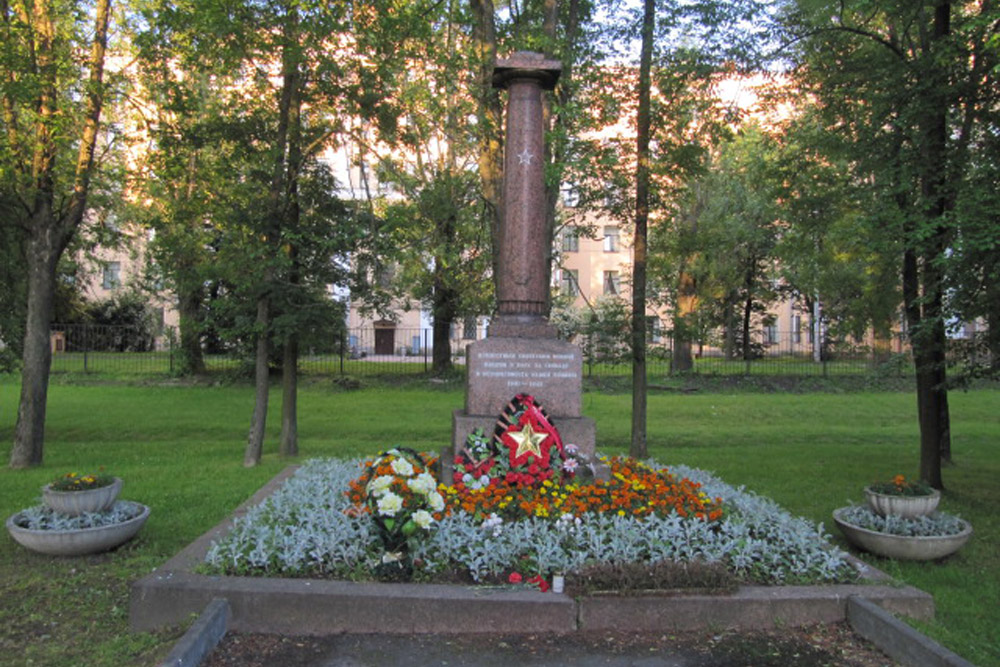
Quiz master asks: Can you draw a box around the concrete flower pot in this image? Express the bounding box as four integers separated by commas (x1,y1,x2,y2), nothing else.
6,501,149,556
864,486,940,519
832,507,971,561
42,477,122,516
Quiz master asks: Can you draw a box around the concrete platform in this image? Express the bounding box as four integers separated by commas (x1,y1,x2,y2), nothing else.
131,466,934,635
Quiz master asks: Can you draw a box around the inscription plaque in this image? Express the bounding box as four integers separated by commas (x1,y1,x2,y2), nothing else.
464,338,582,418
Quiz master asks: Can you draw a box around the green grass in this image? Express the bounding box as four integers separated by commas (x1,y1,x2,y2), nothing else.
0,375,997,666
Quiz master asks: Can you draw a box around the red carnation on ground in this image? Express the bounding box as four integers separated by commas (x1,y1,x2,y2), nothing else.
527,575,550,592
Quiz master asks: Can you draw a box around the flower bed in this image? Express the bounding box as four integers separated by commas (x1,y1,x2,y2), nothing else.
205,456,855,586
836,505,966,538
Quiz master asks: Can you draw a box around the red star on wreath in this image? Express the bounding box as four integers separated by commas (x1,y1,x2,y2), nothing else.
498,395,563,471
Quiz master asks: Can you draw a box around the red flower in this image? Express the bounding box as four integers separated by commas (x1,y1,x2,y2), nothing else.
508,572,523,584
527,575,550,592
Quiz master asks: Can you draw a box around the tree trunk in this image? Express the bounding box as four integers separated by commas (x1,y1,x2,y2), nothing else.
907,0,953,487
279,37,304,459
723,300,736,361
244,296,271,466
176,282,206,374
630,0,654,459
672,187,701,373
812,297,822,363
431,287,457,374
10,0,111,468
988,280,1000,373
10,222,59,468
741,275,754,362
672,268,695,372
174,151,207,375
279,331,298,457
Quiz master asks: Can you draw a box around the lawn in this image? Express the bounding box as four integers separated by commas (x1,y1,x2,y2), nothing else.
0,375,997,666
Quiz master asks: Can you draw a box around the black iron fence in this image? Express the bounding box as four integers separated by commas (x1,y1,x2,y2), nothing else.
41,322,930,379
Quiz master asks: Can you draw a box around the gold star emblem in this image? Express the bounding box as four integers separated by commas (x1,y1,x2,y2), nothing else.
509,421,547,459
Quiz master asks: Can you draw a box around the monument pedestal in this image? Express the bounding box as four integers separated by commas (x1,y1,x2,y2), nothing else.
452,336,596,457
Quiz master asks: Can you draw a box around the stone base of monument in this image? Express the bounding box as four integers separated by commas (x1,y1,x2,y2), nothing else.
456,336,596,452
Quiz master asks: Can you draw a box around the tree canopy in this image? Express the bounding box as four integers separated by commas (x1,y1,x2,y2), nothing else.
3,0,997,479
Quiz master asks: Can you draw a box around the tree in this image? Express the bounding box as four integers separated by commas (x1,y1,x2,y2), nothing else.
364,3,492,375
4,0,113,468
470,0,503,286
127,70,228,376
630,0,655,457
772,110,900,356
781,0,1000,487
661,127,783,360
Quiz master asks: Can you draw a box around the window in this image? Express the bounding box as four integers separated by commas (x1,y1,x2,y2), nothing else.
764,323,778,345
102,261,121,290
463,318,478,340
561,228,579,253
561,185,580,208
646,316,662,343
603,226,620,252
560,269,579,297
603,270,620,295
375,263,394,289
792,315,802,344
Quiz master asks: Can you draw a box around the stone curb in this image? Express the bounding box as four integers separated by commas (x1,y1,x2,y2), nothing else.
847,596,976,667
157,598,229,667
130,465,933,637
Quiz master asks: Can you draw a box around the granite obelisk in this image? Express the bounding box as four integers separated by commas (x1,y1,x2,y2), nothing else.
452,52,596,456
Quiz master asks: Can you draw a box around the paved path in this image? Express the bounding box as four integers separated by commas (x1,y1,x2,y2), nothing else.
205,627,896,667
311,635,713,666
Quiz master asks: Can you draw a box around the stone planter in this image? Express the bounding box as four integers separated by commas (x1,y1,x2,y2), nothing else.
832,507,971,561
6,501,150,556
42,477,123,517
864,486,940,519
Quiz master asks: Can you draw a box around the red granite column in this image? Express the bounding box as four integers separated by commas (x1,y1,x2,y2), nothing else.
491,52,561,337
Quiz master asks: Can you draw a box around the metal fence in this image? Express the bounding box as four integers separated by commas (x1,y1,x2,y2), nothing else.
44,323,922,378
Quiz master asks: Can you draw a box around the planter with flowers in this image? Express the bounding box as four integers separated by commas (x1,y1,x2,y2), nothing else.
864,474,940,519
834,475,970,561
6,470,149,556
42,471,122,516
